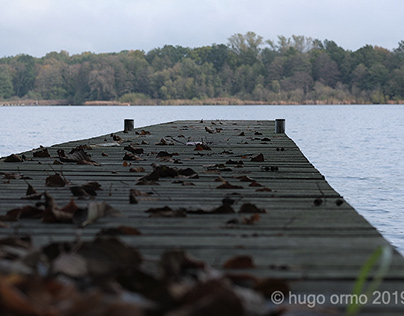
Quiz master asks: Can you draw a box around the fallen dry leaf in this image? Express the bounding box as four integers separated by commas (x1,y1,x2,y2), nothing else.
129,189,138,204
249,181,262,187
239,203,266,214
0,205,43,221
226,159,244,165
32,146,50,158
205,126,215,134
1,172,30,180
124,145,144,154
73,201,123,227
45,173,67,187
222,255,255,269
4,154,24,162
242,214,261,225
136,129,151,135
217,181,243,189
211,204,235,214
146,206,187,218
250,153,264,162
21,184,43,200
130,166,146,173
255,187,272,192
172,279,244,316
52,253,88,278
194,143,211,151
42,196,79,223
254,278,290,298
69,181,102,198
123,153,143,161
237,175,254,182
58,148,100,166
0,275,44,315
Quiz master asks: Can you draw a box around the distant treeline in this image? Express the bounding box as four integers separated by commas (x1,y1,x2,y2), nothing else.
1,32,404,105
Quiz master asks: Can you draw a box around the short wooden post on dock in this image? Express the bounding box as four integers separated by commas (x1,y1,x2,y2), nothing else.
124,119,134,132
275,118,285,133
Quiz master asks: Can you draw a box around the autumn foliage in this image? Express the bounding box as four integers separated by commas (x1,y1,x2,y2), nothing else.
1,33,404,105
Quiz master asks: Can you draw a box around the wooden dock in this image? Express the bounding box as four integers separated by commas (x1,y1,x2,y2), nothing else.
1,120,404,315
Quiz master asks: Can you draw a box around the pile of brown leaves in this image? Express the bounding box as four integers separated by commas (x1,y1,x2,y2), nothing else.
0,191,122,228
0,236,292,316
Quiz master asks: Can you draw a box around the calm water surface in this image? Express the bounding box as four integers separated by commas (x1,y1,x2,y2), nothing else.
1,104,404,254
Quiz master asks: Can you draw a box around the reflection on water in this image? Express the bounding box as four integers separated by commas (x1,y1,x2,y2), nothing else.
1,104,404,254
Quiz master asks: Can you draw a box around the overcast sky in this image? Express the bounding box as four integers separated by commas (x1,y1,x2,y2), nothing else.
1,0,403,58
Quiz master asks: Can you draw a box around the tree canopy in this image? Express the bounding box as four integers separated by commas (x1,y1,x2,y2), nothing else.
1,33,404,104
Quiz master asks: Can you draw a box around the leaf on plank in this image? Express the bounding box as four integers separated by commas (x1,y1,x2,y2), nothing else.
32,146,50,158
112,134,122,141
204,126,215,134
73,201,123,227
255,187,272,192
156,151,174,158
237,175,254,182
52,253,88,278
146,206,187,218
129,189,151,197
239,203,266,214
249,181,262,187
204,164,232,172
124,145,144,154
81,181,102,195
77,237,142,276
42,195,79,223
4,154,24,162
211,204,235,214
20,205,44,219
123,153,143,161
45,173,67,187
177,167,199,178
129,166,146,173
160,249,205,280
0,275,44,316
226,160,243,165
1,172,21,180
194,143,211,151
217,181,243,190
136,129,151,135
21,184,43,200
250,153,264,162
0,205,43,221
254,278,290,298
172,279,244,316
129,189,138,204
57,148,100,166
222,255,255,269
241,214,261,225
155,138,171,145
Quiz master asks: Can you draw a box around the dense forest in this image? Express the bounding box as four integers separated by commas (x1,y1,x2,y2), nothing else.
1,32,404,105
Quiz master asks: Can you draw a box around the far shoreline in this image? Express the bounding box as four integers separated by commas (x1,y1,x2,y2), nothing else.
1,98,404,106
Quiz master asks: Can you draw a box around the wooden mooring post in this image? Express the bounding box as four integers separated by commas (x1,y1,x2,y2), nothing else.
0,119,404,315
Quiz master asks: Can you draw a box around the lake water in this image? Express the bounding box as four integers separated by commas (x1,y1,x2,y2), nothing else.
1,104,404,255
